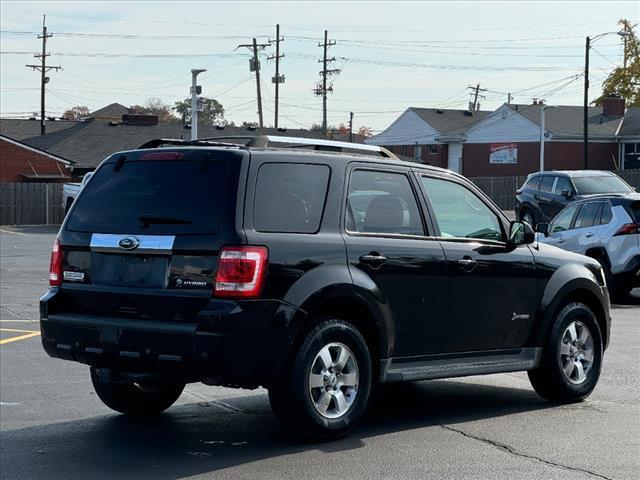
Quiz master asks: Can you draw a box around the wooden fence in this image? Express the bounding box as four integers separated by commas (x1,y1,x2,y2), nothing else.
0,183,65,225
469,170,640,211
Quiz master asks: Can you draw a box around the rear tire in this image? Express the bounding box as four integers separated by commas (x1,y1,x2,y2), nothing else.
268,318,372,440
90,368,185,416
528,302,603,402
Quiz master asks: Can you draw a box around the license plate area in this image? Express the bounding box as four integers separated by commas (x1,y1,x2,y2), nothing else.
91,253,169,288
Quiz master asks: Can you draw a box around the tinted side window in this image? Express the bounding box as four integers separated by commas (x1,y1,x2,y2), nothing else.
555,177,573,194
347,170,424,236
599,203,613,225
422,176,503,241
574,202,601,229
254,163,330,233
524,176,540,190
550,204,579,233
539,176,555,193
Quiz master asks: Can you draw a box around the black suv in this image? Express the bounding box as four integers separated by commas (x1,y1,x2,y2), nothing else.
516,170,634,227
41,137,611,439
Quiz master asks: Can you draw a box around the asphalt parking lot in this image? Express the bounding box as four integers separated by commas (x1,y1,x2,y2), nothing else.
1,226,638,480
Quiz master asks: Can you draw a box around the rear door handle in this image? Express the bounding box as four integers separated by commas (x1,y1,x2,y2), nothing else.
360,252,387,266
456,256,478,271
585,232,594,238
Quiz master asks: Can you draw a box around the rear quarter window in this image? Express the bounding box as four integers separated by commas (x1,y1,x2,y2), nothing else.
253,163,330,233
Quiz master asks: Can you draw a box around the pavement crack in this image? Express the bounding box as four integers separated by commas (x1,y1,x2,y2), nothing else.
440,424,614,480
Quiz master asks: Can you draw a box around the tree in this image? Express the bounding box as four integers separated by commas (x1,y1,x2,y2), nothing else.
62,105,90,120
595,19,639,107
173,97,226,126
129,98,177,123
357,125,373,138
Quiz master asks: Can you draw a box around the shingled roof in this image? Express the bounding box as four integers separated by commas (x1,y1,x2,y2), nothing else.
0,118,324,170
409,107,491,135
506,103,630,138
90,103,130,120
618,107,640,138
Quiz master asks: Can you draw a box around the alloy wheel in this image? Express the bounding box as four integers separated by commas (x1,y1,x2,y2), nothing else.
559,321,594,385
308,342,359,419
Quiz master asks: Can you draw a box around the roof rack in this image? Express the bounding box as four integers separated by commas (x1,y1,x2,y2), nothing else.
247,135,398,159
137,138,242,149
137,135,398,160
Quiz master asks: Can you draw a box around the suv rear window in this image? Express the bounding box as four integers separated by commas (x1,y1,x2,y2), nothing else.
573,175,632,194
253,163,330,233
539,176,555,193
67,158,229,235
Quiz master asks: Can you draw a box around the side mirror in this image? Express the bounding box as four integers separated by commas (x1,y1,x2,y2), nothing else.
561,189,572,199
509,221,535,245
536,222,549,236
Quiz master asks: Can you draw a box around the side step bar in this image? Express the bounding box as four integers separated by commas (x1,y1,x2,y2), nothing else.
380,348,542,383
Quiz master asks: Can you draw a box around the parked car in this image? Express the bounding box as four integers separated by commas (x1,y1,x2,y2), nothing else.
63,172,93,213
536,193,640,296
41,136,610,439
516,170,634,227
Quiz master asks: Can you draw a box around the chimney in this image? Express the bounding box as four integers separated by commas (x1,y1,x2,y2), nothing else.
121,114,159,126
602,93,625,117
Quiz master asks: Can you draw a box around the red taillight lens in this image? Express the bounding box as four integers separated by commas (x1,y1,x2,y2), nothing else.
214,246,268,298
614,223,640,236
49,239,63,286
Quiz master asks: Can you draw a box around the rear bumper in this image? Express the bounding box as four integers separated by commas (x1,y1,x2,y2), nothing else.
613,255,640,288
40,288,303,387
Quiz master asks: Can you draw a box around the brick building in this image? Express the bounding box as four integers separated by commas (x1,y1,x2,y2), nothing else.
0,135,72,182
367,96,639,176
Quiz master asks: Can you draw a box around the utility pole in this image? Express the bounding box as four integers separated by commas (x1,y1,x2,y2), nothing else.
268,24,285,129
507,92,513,105
349,111,354,142
584,36,590,170
467,83,487,112
314,30,339,136
25,15,61,135
239,38,270,128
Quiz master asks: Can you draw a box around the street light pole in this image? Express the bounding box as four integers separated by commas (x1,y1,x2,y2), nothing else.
583,29,631,170
190,68,206,140
540,105,557,172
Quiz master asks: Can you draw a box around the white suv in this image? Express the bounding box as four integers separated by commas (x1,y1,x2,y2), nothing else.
537,193,640,296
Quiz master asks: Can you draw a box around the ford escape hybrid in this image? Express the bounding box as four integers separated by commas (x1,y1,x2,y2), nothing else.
41,136,611,439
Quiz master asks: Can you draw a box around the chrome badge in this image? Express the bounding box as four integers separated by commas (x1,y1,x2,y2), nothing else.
118,236,140,250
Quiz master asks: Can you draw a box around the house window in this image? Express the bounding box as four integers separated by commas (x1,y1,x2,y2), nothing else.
624,143,640,169
427,144,438,155
414,145,422,161
402,145,408,157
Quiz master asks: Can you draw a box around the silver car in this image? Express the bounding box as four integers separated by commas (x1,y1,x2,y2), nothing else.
536,193,640,296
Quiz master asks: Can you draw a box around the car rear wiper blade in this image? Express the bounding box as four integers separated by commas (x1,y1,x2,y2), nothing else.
137,214,193,227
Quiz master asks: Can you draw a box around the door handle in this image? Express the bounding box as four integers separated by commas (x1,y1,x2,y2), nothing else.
456,256,478,271
585,232,594,238
359,252,387,266
557,238,565,244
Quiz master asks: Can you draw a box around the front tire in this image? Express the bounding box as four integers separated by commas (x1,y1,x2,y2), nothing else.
90,368,185,416
528,302,603,402
268,318,372,440
519,207,536,228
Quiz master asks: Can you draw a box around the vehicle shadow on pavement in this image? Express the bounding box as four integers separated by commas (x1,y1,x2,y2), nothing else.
611,290,640,307
0,379,555,479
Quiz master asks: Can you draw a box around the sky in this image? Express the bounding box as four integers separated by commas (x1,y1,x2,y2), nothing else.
1,1,638,132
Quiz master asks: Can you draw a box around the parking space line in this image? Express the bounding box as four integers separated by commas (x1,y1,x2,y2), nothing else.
0,328,40,334
0,330,40,345
0,229,27,236
0,320,39,323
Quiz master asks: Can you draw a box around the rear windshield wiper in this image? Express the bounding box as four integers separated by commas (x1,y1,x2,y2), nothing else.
137,214,193,228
